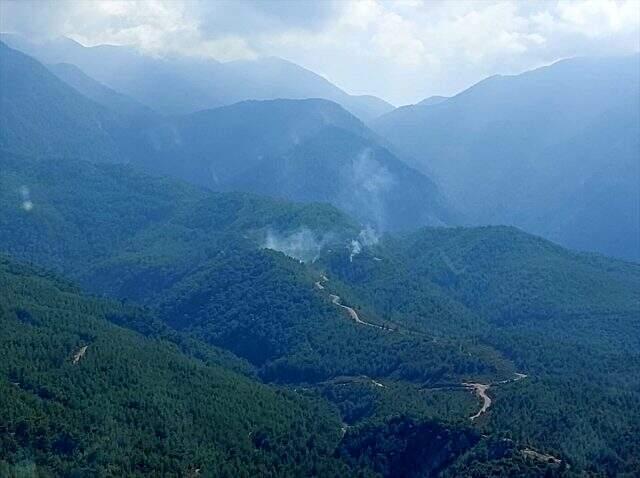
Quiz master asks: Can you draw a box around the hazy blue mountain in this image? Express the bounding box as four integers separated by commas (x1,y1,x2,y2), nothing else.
47,62,154,118
0,41,128,162
372,54,640,261
417,95,449,106
347,94,395,120
140,98,454,230
1,33,225,115
206,55,394,121
1,42,445,230
1,33,394,121
227,125,453,230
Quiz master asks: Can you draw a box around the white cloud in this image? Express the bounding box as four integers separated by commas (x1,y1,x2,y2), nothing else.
555,0,640,35
1,0,638,104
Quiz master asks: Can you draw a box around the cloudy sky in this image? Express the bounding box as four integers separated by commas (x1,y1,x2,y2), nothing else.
1,0,639,105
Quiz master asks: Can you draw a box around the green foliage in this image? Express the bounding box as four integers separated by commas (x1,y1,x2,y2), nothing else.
2,153,639,476
320,226,640,475
0,256,354,477
0,154,495,387
338,416,481,477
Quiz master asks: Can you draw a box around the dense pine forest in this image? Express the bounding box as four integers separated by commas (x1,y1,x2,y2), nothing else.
2,152,638,476
0,15,638,477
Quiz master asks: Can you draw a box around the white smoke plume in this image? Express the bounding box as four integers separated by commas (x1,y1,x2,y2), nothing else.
348,225,380,262
348,239,361,262
262,227,335,263
348,148,395,230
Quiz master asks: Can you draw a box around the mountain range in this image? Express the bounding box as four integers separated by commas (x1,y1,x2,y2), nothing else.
372,54,640,261
0,40,451,231
1,31,639,477
1,33,394,122
5,34,638,259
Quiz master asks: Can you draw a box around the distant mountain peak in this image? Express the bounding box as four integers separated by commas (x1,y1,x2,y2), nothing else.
417,95,449,106
1,32,393,121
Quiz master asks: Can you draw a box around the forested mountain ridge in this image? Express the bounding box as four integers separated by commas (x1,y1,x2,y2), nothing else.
0,41,453,231
1,33,394,121
0,255,355,476
371,54,640,261
0,153,493,387
6,255,512,477
0,186,568,477
318,226,640,473
2,151,639,475
0,41,127,162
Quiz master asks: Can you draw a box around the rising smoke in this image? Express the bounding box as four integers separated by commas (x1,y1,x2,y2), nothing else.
262,227,335,263
348,148,395,230
348,225,380,262
262,225,380,264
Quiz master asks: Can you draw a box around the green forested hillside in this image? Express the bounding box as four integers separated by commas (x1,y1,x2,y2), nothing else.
1,153,638,475
0,153,496,388
0,256,563,477
1,27,637,478
319,227,640,474
0,256,353,477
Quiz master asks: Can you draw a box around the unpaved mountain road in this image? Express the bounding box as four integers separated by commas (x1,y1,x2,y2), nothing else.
315,274,385,329
329,294,384,329
315,274,528,422
522,448,562,465
464,373,528,421
463,382,492,420
329,376,387,388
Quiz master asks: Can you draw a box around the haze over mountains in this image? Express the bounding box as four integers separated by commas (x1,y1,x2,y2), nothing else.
0,40,452,231
4,33,636,260
1,34,394,122
372,54,640,261
47,61,154,119
1,25,639,477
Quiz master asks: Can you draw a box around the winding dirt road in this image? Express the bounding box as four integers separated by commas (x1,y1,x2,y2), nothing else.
329,294,383,329
464,372,528,421
316,274,385,329
463,382,491,420
315,274,528,423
